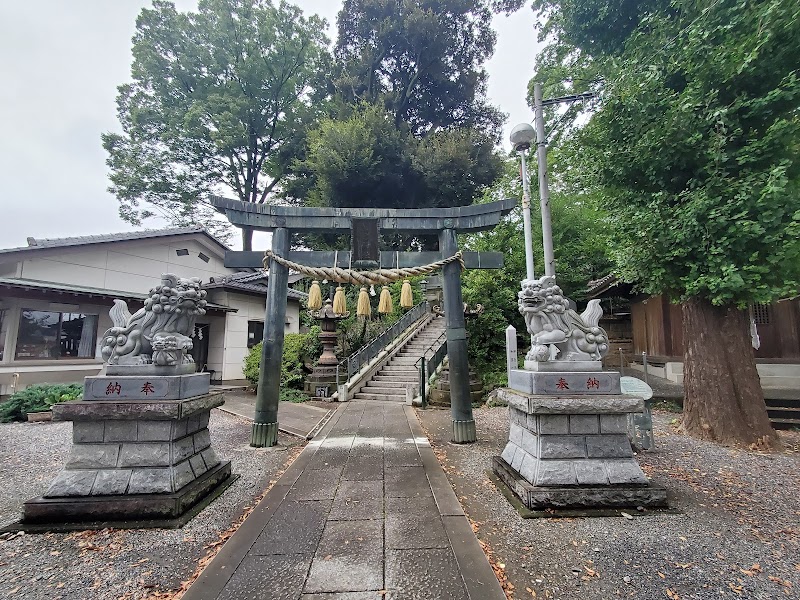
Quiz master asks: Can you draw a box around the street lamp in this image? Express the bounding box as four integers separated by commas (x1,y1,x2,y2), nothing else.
510,122,536,281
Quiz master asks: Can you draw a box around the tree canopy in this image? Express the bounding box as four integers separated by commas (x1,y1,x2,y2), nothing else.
103,0,329,249
333,0,505,137
293,0,507,215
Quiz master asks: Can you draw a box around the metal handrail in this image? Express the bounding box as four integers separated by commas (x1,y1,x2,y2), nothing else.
336,301,428,385
416,329,448,407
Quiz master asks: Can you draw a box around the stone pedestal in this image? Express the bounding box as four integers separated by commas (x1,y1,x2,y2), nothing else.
83,372,210,400
304,365,338,400
508,368,620,395
492,388,666,509
22,392,231,524
428,366,483,407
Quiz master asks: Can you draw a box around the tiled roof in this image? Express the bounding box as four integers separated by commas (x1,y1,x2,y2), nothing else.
0,226,229,255
206,270,308,300
0,277,236,312
586,274,619,296
206,271,307,300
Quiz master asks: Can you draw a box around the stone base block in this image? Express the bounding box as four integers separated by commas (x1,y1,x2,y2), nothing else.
494,388,666,509
83,373,210,400
22,461,232,524
53,392,223,422
509,369,620,395
304,372,338,400
523,360,603,372
32,393,228,528
498,389,643,415
492,457,667,509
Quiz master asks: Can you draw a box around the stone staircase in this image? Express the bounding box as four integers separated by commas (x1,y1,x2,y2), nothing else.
765,396,800,430
352,317,447,403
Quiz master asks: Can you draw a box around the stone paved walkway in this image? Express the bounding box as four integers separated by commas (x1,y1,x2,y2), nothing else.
182,400,505,600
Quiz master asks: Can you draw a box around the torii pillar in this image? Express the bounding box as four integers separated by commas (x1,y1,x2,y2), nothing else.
210,196,516,446
440,228,474,441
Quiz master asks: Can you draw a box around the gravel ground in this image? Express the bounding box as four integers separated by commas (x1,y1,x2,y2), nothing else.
0,410,304,599
418,405,800,600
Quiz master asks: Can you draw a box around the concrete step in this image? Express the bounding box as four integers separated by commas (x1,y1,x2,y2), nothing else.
352,392,406,402
362,385,411,395
758,364,800,377
770,417,800,430
760,376,800,388
382,365,417,371
391,358,419,364
766,398,800,409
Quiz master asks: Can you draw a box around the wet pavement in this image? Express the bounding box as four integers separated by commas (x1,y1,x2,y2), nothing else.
181,400,504,600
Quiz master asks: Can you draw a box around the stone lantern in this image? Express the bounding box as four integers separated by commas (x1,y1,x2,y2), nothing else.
304,298,349,400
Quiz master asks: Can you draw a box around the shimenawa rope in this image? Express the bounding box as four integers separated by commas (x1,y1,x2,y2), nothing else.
262,250,465,285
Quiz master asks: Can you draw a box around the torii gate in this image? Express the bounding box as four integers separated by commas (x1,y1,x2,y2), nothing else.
211,195,516,447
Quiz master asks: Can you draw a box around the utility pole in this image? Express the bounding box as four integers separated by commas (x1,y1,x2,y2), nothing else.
533,83,555,277
532,84,597,279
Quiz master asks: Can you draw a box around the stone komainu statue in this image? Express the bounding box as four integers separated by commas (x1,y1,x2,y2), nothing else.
518,275,609,361
100,274,208,367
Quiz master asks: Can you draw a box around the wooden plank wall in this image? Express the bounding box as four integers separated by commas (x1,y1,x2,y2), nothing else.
632,296,800,361
754,299,800,359
631,296,682,359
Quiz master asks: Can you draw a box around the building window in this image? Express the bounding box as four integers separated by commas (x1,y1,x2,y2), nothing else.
15,310,99,360
247,321,264,348
753,303,771,325
176,249,189,256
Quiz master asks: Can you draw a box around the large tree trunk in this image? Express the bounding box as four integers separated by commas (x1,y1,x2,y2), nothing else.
241,226,254,252
682,297,777,447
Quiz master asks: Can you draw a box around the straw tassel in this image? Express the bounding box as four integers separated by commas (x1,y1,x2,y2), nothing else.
333,286,347,315
307,280,322,310
378,285,393,314
357,286,371,317
400,279,413,308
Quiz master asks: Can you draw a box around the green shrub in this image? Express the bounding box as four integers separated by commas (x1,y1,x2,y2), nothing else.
0,383,83,423
243,327,322,391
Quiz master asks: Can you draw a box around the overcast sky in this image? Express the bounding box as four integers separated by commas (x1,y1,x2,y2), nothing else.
0,1,540,250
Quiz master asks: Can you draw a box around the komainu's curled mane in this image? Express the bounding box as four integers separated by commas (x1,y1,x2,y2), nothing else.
100,274,207,367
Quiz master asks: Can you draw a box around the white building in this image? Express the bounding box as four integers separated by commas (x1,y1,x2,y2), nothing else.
0,227,305,394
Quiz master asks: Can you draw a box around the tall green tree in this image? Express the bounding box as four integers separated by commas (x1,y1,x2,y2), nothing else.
529,0,800,445
334,0,505,136
294,1,507,219
301,103,501,212
103,0,329,249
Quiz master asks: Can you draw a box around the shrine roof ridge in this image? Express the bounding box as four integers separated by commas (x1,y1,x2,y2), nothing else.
209,196,517,234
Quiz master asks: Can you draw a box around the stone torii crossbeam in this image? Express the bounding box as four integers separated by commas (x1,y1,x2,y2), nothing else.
211,195,515,447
